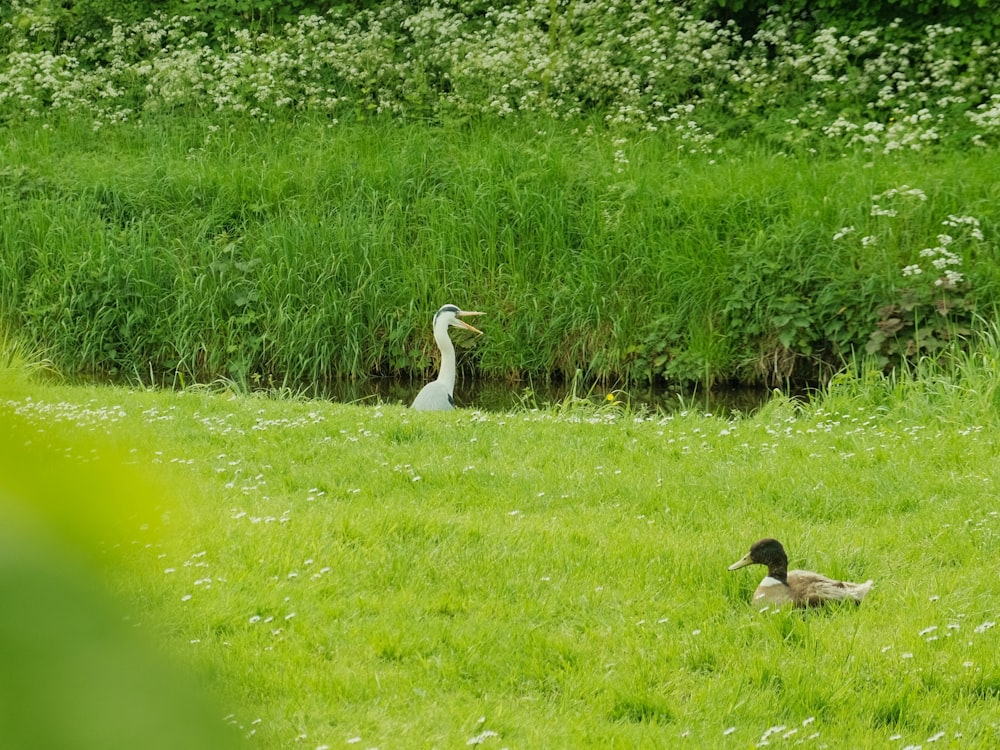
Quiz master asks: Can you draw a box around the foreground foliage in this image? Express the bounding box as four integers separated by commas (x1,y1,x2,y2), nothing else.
3,351,1000,747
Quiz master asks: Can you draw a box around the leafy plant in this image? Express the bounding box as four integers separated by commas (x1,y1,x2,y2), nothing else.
699,0,1000,43
867,217,982,366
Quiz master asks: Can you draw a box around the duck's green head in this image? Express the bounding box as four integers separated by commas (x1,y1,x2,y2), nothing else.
728,538,788,571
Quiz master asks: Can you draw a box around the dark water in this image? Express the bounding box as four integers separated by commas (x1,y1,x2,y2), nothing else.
317,377,778,415
72,371,783,415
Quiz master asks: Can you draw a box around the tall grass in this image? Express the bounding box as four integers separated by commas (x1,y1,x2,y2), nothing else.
3,116,999,389
822,321,1000,424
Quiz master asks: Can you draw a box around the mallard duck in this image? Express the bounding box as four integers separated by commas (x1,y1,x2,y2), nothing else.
728,538,873,608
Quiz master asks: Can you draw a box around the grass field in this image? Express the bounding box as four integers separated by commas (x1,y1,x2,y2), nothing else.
4,355,1000,748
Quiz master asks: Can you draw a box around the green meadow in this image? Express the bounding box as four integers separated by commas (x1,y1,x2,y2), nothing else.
3,352,1000,748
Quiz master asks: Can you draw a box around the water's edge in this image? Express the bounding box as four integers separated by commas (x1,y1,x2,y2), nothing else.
63,373,790,415
312,378,781,415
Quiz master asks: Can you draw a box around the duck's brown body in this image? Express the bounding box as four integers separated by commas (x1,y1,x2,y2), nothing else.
729,539,873,609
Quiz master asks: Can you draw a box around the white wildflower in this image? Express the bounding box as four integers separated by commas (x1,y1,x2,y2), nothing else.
466,730,499,745
934,270,964,286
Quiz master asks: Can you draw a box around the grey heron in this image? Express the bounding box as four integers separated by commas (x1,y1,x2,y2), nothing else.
410,304,484,411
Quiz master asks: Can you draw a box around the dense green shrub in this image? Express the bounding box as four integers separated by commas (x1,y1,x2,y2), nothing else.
2,1,998,152
701,0,999,42
0,0,377,46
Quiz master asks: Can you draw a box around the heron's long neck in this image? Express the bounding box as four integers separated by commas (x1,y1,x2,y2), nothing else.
434,322,457,391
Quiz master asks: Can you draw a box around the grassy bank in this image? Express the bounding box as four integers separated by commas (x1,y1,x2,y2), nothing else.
3,353,1000,747
2,2,1000,390
3,115,999,390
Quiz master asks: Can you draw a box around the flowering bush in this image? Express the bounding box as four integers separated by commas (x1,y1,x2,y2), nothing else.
1,0,998,151
850,189,986,366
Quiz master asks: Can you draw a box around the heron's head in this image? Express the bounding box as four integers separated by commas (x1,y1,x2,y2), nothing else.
435,304,484,335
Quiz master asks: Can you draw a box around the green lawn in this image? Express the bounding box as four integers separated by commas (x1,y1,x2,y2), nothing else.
3,368,999,748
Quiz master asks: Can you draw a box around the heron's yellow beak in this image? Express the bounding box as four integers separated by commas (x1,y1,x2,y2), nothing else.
455,311,484,335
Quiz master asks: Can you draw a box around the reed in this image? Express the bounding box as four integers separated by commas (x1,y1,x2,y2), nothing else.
3,117,999,390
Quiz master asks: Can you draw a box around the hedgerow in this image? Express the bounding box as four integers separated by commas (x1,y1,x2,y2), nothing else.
2,1,998,153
